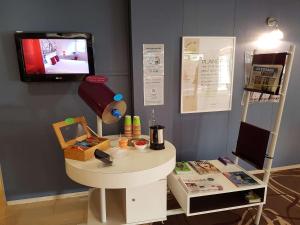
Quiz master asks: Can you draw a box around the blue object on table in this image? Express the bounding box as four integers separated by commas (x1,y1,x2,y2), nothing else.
75,141,92,147
111,109,122,118
113,93,123,101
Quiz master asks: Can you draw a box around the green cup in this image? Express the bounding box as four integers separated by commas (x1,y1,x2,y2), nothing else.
133,116,141,126
124,115,132,125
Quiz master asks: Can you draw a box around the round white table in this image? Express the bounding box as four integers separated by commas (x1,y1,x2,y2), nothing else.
65,135,176,225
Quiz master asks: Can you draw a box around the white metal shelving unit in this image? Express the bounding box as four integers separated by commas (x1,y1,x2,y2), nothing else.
238,45,296,224
168,44,295,225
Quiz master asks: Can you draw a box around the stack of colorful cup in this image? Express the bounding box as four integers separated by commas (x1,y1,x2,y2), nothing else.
124,115,132,138
132,116,141,138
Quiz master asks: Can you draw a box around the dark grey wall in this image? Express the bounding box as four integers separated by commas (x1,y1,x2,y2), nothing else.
0,0,131,200
130,0,300,167
2,0,300,201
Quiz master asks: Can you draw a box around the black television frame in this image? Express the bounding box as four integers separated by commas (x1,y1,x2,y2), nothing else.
15,32,95,82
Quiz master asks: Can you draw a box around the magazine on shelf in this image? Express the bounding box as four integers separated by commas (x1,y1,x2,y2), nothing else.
174,162,192,174
188,160,220,175
179,177,223,193
245,64,283,94
223,171,258,187
243,52,281,104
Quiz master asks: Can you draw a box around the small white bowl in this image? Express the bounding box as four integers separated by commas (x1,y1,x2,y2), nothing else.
133,140,148,151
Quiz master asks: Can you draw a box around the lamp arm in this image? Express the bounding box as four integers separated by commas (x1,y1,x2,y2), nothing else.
97,116,103,137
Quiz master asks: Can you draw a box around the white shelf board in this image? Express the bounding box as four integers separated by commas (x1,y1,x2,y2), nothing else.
187,201,265,217
173,160,267,198
168,160,267,216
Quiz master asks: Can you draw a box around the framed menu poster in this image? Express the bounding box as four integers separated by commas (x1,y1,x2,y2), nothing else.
181,36,235,113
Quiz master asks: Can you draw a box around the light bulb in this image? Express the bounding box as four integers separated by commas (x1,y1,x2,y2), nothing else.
270,29,284,40
255,28,284,49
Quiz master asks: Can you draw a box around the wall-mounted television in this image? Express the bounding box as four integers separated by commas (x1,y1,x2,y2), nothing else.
15,32,95,81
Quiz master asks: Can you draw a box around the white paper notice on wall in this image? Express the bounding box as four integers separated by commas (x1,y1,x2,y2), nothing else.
143,44,164,106
144,76,164,106
180,37,235,113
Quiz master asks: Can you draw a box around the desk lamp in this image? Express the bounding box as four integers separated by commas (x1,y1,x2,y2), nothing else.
78,75,127,222
78,75,127,136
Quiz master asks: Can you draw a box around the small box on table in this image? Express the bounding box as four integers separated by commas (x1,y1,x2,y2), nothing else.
52,116,110,161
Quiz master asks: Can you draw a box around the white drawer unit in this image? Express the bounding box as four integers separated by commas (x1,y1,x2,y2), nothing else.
125,179,167,224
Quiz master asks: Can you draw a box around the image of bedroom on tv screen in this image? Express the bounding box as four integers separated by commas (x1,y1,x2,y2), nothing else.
22,39,89,74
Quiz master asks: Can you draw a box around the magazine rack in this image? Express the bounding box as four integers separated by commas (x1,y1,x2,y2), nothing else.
167,44,295,225
235,45,295,224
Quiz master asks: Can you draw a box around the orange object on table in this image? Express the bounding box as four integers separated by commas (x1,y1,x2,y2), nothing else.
119,137,128,149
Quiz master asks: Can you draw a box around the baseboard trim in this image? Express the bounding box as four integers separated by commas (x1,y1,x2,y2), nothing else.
250,163,300,174
7,191,89,205
7,163,300,205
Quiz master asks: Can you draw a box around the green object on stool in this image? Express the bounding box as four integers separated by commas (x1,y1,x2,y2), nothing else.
65,117,75,125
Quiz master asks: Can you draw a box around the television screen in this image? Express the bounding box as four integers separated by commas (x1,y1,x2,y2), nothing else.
15,32,95,81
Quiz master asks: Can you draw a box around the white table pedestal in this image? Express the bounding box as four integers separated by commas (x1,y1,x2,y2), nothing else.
66,136,176,225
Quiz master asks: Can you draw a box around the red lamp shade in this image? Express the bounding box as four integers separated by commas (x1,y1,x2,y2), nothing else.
78,79,126,124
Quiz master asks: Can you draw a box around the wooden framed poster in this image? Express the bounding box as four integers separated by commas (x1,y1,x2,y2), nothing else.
180,36,235,113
